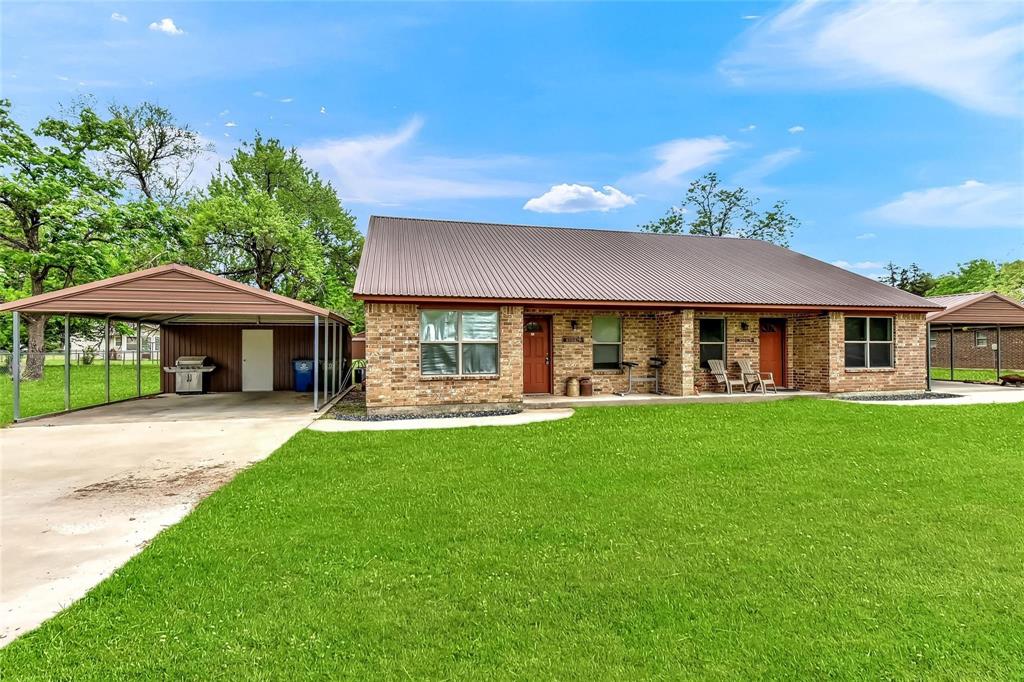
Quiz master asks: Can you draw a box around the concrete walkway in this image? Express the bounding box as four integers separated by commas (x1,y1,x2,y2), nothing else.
308,408,575,433
0,392,316,645
851,381,1024,406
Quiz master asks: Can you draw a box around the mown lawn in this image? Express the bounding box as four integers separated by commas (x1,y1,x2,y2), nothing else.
2,400,1022,679
0,363,161,425
930,367,1024,383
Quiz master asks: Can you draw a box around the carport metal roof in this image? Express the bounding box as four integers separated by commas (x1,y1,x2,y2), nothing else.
0,264,350,325
3,264,351,422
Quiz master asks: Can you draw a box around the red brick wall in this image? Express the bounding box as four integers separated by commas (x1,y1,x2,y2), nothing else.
364,303,523,413
930,327,1024,371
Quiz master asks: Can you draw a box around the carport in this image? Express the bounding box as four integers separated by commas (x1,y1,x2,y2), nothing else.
926,291,1024,386
1,264,352,422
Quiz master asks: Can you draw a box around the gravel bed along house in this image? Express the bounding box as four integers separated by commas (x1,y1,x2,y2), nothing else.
836,392,962,402
327,390,522,421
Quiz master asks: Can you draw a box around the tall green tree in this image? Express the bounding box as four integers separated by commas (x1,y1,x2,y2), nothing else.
0,99,160,379
640,172,800,246
927,259,1024,300
185,134,363,323
882,261,936,297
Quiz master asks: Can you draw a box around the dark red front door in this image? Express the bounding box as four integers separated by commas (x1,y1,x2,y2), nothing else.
759,319,786,387
523,316,551,393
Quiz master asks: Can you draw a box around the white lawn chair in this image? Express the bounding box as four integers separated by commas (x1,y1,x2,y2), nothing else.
738,359,778,394
708,359,746,395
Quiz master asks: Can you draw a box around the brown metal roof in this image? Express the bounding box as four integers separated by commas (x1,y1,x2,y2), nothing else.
926,291,1024,324
354,216,939,310
0,264,351,324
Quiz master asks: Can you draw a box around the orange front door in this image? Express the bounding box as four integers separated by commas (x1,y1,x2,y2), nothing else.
523,316,551,393
759,319,786,387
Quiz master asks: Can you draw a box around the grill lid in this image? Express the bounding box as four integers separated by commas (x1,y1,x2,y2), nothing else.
175,355,209,367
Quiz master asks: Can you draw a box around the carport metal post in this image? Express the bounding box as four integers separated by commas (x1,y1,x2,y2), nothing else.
325,318,332,398
104,317,111,403
925,322,932,392
136,321,142,397
64,315,71,411
12,311,20,422
323,316,329,405
334,320,340,394
312,314,319,411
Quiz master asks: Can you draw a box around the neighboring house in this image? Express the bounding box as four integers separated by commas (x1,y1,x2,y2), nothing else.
67,329,161,361
353,217,939,415
926,291,1024,372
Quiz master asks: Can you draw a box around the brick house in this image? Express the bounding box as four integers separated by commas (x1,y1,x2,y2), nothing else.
926,292,1024,374
354,217,940,414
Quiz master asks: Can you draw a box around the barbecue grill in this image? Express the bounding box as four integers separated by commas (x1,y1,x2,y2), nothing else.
163,355,216,394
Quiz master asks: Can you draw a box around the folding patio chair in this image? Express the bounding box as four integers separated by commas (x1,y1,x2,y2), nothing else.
708,359,746,395
737,359,778,395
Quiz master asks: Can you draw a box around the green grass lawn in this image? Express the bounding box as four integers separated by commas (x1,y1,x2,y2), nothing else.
0,363,161,425
2,400,1022,679
930,367,1024,383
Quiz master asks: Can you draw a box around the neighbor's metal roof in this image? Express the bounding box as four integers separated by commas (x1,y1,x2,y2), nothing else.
354,216,939,309
926,291,1024,324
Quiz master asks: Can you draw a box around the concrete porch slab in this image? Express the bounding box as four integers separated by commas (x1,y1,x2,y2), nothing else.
524,390,825,409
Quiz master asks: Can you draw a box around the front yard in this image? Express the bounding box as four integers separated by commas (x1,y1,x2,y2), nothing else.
930,367,1024,383
2,400,1022,678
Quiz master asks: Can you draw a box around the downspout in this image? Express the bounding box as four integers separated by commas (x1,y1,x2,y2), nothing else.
925,321,931,392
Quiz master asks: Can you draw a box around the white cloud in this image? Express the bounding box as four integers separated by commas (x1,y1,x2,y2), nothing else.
319,106,327,115
856,232,876,240
218,109,229,117
833,260,885,271
628,136,736,186
300,116,537,205
148,18,184,36
742,15,761,21
252,90,267,98
788,125,805,134
869,180,1024,228
278,97,294,103
56,75,70,81
110,12,128,23
740,124,757,132
734,147,801,186
224,121,237,128
721,1,1024,117
523,184,636,214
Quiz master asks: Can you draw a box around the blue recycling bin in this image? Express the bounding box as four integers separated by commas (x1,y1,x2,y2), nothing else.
293,359,314,392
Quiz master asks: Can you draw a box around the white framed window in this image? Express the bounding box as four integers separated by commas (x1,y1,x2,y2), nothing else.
592,315,622,370
420,310,499,376
929,330,938,349
699,318,726,369
844,317,894,368
974,330,988,348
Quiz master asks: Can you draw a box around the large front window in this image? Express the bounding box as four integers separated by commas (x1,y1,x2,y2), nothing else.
592,315,622,370
699,318,726,369
844,316,893,368
420,310,499,375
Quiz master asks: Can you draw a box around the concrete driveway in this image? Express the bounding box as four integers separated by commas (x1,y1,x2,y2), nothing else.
1,392,317,645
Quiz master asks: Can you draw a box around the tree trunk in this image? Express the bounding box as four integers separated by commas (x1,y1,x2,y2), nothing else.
22,269,48,381
22,313,48,381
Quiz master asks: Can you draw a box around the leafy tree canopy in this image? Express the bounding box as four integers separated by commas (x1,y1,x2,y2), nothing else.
0,98,166,376
640,172,799,246
185,134,364,324
881,262,935,297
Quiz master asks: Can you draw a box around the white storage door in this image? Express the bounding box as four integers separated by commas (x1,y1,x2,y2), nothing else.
242,329,274,391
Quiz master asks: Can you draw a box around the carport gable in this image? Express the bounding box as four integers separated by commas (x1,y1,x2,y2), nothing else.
0,263,345,322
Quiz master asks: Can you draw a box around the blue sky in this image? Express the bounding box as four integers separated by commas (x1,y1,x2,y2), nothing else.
2,1,1022,278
